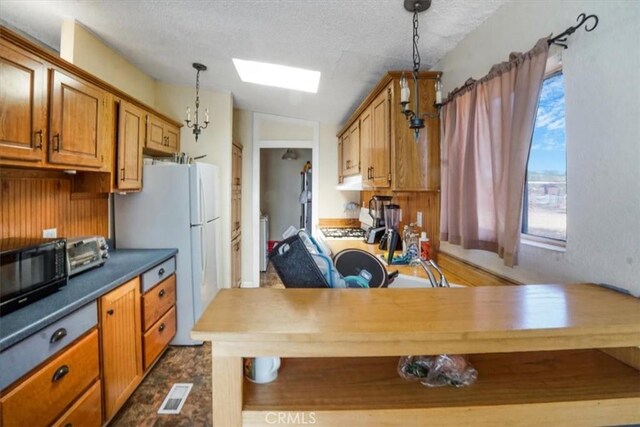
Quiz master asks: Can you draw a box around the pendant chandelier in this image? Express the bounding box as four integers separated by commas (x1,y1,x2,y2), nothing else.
399,0,441,142
185,63,210,142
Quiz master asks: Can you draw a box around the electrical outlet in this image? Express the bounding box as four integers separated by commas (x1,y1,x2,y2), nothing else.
416,211,423,227
43,228,57,238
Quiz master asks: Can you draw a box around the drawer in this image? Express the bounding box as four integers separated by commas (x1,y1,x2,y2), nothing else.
143,306,176,370
0,329,99,427
0,301,97,391
51,380,102,427
141,257,176,293
142,274,176,331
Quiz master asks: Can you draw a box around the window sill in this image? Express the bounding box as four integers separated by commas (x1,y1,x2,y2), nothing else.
521,236,566,252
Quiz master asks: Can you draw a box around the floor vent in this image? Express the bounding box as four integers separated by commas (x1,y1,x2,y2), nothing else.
157,383,193,415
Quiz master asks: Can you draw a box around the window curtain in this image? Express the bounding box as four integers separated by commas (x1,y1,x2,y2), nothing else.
440,38,549,266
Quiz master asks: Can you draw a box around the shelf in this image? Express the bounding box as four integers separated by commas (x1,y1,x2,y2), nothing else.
243,350,640,426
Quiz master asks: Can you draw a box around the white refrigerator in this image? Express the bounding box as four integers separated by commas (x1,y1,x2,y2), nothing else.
114,163,221,345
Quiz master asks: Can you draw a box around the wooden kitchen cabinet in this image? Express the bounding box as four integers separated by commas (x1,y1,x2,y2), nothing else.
337,71,441,191
0,330,100,427
340,121,360,177
0,40,47,165
48,69,108,169
145,113,180,156
141,273,177,370
116,100,145,190
100,276,143,420
231,236,241,288
232,141,242,241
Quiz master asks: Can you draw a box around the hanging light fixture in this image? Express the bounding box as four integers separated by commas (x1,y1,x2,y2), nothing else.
400,0,441,142
185,63,210,142
281,149,298,160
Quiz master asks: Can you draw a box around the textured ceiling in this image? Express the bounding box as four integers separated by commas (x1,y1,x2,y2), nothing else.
0,0,509,125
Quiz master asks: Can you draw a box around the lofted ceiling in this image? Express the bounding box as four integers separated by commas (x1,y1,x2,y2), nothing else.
0,0,508,125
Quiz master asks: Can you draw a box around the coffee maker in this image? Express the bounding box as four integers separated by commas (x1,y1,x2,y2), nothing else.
365,195,393,244
379,204,402,264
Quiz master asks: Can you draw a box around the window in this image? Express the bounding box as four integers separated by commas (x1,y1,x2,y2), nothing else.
522,71,567,242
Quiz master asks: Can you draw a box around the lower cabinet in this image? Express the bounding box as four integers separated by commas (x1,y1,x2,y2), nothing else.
100,276,143,420
141,274,177,370
51,380,102,427
231,235,241,288
0,329,100,427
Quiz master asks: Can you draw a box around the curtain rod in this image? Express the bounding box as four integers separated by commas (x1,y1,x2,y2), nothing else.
548,13,599,49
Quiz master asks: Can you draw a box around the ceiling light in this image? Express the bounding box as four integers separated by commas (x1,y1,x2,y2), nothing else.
185,63,210,142
281,149,298,160
232,59,320,93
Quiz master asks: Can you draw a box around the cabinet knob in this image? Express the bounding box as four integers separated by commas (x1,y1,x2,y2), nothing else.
159,289,166,297
51,365,69,382
158,268,165,276
159,323,166,332
107,309,114,315
50,327,68,344
34,130,43,150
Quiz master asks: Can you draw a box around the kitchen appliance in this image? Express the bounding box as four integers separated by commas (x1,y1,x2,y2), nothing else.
319,227,366,240
365,195,393,244
0,238,67,316
114,163,221,345
299,164,312,232
66,236,109,277
379,204,402,263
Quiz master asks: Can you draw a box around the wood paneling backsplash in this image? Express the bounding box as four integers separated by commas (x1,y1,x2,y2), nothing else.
0,169,108,240
360,190,440,249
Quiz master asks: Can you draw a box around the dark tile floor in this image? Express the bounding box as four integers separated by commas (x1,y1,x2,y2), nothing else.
111,265,281,426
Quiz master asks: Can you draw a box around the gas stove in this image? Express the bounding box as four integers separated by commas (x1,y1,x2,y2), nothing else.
319,227,366,240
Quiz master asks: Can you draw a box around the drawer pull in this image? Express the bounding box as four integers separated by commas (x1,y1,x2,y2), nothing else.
159,323,166,332
50,327,68,344
53,133,61,151
159,289,166,297
65,424,72,427
107,309,114,316
34,130,43,149
158,268,165,276
52,365,69,382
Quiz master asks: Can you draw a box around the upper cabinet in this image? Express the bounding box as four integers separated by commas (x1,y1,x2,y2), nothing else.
48,69,108,169
340,121,360,178
145,114,180,156
0,40,47,165
116,101,145,190
337,72,441,191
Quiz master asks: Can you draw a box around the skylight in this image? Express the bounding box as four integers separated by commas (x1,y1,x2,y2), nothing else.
232,59,320,93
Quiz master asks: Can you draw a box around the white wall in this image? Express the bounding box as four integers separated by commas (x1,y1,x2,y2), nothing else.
260,149,312,238
433,1,640,295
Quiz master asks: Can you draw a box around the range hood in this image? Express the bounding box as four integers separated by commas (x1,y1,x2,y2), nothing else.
336,175,365,191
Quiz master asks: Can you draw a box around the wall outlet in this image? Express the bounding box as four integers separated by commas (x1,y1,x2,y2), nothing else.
416,211,423,228
43,228,57,238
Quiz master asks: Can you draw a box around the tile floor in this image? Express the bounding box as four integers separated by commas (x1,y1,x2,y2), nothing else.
111,264,281,426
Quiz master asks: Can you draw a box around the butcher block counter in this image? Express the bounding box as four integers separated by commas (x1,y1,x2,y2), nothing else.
191,285,640,426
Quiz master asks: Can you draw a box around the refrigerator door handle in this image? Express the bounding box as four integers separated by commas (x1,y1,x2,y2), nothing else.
199,178,207,279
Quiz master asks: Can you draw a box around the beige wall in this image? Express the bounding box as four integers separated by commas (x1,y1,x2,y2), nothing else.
60,19,156,106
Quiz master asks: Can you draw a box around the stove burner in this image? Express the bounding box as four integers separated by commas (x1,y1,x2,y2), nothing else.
320,227,366,239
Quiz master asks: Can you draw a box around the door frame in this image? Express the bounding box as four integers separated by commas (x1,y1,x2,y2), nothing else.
251,113,319,288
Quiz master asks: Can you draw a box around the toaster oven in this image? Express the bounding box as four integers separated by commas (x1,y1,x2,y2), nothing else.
66,236,109,277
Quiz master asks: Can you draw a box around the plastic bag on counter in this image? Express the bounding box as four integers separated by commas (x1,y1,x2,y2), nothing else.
397,354,478,387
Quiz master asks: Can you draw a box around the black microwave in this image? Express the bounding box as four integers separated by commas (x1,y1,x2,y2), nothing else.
0,238,68,316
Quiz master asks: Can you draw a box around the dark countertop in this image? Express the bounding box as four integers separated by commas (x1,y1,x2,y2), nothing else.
0,248,177,352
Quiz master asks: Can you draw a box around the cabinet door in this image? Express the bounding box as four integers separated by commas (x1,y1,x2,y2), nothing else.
370,86,391,188
145,114,166,152
359,106,372,186
165,123,180,153
340,131,350,177
337,138,344,183
49,70,106,168
231,237,241,288
100,277,142,420
117,101,144,190
0,41,47,164
346,121,360,175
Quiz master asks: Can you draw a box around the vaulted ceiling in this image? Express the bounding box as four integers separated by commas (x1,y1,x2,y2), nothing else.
0,0,508,125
